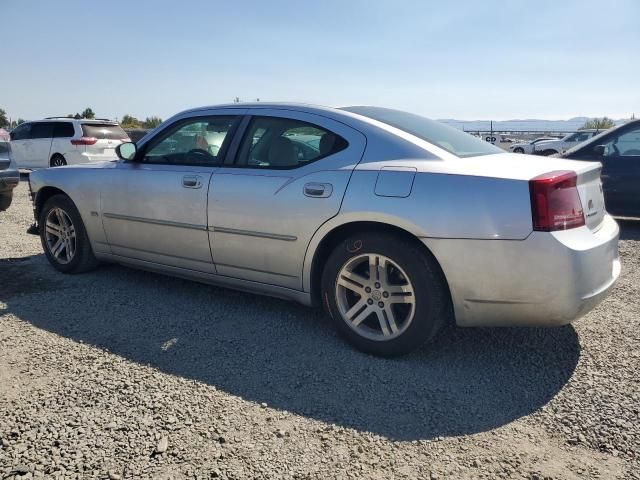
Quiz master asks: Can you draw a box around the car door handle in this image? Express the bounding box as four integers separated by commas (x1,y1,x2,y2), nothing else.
182,175,202,189
304,182,333,198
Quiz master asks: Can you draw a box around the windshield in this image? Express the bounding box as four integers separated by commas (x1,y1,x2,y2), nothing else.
340,106,502,158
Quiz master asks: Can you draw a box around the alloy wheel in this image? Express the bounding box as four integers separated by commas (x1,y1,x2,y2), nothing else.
44,207,76,264
335,253,416,341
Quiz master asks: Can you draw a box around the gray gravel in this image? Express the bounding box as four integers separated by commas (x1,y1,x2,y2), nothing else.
1,181,639,479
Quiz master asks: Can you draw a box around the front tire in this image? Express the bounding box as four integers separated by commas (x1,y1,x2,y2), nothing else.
321,232,450,356
513,147,524,154
39,194,98,273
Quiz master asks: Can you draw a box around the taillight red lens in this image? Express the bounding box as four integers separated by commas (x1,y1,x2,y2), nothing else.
529,170,585,231
70,137,97,145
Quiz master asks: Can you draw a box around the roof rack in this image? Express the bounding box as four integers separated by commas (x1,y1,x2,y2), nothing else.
44,116,116,122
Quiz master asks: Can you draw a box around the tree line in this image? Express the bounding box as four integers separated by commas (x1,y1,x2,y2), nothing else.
0,107,162,130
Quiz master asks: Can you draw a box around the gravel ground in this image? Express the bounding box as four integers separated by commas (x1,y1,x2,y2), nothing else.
1,181,639,479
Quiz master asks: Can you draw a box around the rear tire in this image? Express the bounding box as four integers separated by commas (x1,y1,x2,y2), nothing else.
541,149,558,156
39,194,98,273
321,232,450,356
514,147,524,154
50,154,67,167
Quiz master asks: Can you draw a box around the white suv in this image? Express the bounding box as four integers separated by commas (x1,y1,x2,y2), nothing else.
531,129,601,156
9,118,130,168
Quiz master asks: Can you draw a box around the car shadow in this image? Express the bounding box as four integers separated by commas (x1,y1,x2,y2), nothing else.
1,255,580,441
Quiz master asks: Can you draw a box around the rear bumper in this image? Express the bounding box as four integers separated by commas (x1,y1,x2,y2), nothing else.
423,214,620,327
0,168,20,192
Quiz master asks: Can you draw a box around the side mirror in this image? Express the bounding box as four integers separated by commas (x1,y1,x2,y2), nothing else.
116,142,137,161
593,145,606,157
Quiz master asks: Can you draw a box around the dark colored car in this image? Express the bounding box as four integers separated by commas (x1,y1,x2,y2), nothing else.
0,138,20,211
563,119,640,218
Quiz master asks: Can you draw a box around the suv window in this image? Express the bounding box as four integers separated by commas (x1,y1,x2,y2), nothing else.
29,122,54,139
236,116,348,169
81,123,128,140
53,122,75,138
143,116,237,166
10,123,31,141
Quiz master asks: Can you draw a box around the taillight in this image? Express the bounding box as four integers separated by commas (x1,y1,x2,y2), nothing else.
529,170,585,231
70,137,97,145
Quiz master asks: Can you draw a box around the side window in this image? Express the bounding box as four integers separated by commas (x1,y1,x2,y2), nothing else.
10,123,31,141
29,122,54,139
602,126,640,158
53,122,75,138
235,116,348,169
143,116,237,166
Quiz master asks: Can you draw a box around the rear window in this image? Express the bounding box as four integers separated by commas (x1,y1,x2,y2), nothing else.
81,123,128,140
341,106,502,158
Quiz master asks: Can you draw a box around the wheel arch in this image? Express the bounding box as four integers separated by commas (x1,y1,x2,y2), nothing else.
35,186,70,220
305,218,452,311
50,152,66,166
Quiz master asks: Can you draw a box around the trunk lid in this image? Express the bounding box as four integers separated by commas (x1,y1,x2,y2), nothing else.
81,123,129,157
573,162,606,231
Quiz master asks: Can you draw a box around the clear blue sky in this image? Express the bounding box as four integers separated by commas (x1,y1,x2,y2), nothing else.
3,0,639,121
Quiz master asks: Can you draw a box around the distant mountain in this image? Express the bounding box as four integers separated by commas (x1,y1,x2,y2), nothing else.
439,117,628,133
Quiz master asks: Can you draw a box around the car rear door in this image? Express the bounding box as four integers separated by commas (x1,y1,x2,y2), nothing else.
100,112,243,273
208,109,366,290
26,122,54,168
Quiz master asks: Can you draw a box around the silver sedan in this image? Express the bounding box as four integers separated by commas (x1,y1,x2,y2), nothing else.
28,103,620,356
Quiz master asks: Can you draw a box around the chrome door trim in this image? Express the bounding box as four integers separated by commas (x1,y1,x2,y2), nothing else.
210,226,297,242
214,262,298,279
103,212,208,231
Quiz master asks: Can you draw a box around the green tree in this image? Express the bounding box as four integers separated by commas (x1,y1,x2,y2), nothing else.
581,117,615,130
142,116,162,129
120,114,141,128
73,113,82,120
0,108,9,129
81,107,95,119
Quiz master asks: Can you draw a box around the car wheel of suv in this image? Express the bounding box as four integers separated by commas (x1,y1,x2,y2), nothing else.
321,232,450,356
50,154,67,167
514,147,524,153
39,194,98,273
541,149,558,156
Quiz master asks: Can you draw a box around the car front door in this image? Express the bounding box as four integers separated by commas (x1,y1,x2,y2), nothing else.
100,112,243,273
599,125,640,217
8,122,32,168
208,109,366,289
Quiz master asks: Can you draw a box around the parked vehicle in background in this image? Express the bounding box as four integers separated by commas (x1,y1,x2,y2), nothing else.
28,103,620,356
509,137,557,154
0,137,19,211
9,118,129,169
532,129,601,156
562,119,640,218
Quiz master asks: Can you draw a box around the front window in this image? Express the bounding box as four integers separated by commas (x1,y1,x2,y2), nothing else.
340,106,502,158
143,116,237,166
600,126,640,157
